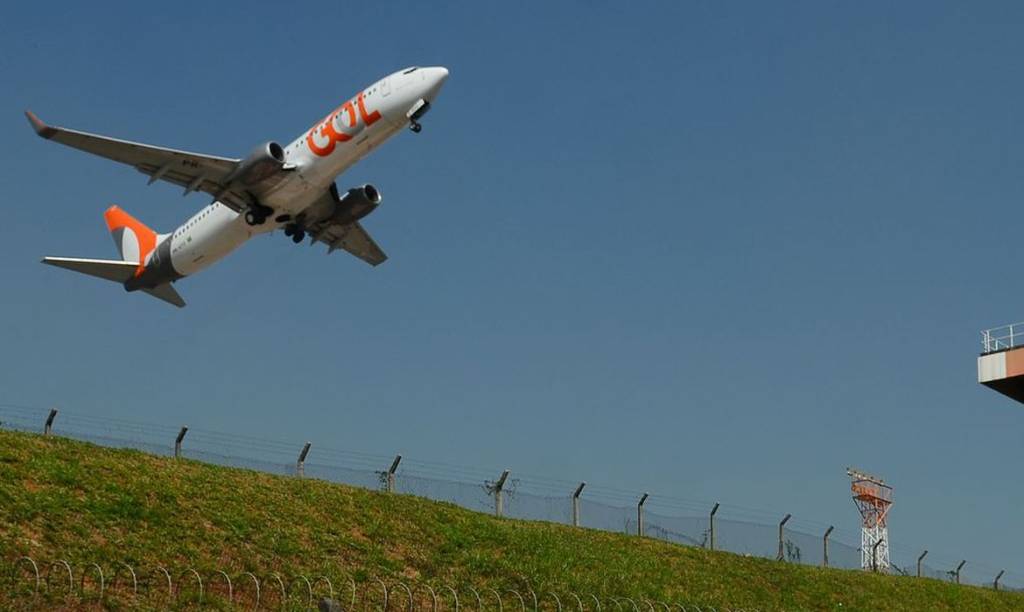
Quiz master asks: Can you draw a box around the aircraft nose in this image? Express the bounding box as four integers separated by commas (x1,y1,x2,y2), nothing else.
424,66,449,100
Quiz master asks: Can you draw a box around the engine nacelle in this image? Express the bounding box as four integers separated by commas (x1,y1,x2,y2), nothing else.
328,184,382,225
228,141,286,186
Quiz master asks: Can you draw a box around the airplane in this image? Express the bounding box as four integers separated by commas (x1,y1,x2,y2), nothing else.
26,66,449,308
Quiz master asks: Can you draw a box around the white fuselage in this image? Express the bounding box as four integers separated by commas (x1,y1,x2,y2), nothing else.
158,66,448,278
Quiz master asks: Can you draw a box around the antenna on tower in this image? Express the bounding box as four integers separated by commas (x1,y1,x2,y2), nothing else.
847,467,893,572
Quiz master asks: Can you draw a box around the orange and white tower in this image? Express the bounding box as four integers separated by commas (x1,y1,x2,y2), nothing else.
847,467,893,571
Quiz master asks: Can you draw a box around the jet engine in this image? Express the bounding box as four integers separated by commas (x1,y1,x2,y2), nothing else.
301,183,383,229
330,184,382,224
228,141,286,186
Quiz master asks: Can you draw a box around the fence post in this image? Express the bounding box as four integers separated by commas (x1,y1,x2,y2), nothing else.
386,455,402,493
44,408,58,436
995,570,1005,591
637,493,649,537
174,427,188,459
917,550,928,578
709,502,720,551
955,560,966,585
871,539,884,572
493,470,510,517
296,442,311,478
822,526,834,568
776,514,791,561
572,482,586,527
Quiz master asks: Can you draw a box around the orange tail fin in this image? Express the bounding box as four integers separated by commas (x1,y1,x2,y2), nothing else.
103,206,158,273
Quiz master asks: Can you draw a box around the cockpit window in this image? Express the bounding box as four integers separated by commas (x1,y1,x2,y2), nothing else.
402,67,419,74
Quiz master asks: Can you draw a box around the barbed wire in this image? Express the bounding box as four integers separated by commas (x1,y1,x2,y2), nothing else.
0,556,782,610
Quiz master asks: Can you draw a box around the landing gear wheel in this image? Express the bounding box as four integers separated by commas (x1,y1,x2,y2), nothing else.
410,122,422,133
245,202,273,226
245,211,266,226
284,224,304,242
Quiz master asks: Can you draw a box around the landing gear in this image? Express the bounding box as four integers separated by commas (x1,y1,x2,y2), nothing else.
244,203,274,226
284,223,306,244
407,99,430,134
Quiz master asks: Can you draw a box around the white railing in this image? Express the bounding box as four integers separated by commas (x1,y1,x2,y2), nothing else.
981,322,1024,354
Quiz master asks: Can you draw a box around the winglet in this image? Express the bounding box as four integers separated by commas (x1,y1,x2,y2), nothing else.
24,110,57,139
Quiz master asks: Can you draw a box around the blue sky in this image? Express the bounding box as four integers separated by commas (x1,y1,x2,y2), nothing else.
2,1,1024,579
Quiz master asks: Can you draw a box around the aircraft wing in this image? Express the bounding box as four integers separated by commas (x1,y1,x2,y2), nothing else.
25,111,253,212
311,221,388,266
301,185,388,266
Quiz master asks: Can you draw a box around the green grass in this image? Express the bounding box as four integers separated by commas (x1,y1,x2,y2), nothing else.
0,430,1020,611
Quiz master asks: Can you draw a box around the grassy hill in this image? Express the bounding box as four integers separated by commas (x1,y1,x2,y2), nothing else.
0,430,1020,611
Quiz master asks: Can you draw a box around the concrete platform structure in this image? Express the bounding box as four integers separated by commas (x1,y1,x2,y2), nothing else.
978,323,1024,403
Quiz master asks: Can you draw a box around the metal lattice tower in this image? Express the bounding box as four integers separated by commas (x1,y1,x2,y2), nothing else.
847,467,893,571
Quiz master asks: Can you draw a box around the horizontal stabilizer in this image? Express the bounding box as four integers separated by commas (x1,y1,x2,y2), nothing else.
142,283,186,308
41,257,138,282
41,257,186,308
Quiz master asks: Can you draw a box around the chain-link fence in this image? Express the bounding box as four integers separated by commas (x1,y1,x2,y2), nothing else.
0,403,1019,592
